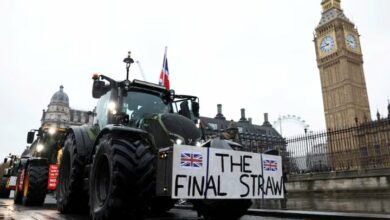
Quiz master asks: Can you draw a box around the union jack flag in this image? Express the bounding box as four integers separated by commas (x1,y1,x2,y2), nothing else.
180,152,203,168
263,159,278,171
158,46,170,90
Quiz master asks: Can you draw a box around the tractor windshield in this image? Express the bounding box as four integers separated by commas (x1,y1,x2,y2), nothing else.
122,91,171,122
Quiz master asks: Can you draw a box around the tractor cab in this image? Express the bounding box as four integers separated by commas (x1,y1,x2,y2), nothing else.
26,126,66,163
92,75,200,127
90,55,202,148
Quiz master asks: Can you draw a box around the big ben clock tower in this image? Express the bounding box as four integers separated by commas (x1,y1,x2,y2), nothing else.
315,0,371,130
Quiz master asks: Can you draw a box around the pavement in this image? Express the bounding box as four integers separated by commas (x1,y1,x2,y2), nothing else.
249,194,390,219
246,209,390,220
0,195,291,220
1,193,390,219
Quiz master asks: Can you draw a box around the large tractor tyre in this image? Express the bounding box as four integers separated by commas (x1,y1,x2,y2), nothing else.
0,177,10,198
149,197,176,214
57,133,88,213
192,199,252,220
14,171,24,204
89,135,156,220
22,164,48,206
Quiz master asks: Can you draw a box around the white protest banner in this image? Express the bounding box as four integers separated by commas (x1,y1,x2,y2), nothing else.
171,145,284,199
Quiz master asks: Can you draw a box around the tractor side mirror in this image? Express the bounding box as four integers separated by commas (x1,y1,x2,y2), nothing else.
3,158,7,164
92,80,107,98
27,131,35,144
87,111,97,116
192,101,200,118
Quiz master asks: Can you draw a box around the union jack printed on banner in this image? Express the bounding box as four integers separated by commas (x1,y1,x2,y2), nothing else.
263,159,278,171
180,152,203,169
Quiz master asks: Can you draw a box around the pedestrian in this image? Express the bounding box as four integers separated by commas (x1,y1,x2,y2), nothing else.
221,120,239,142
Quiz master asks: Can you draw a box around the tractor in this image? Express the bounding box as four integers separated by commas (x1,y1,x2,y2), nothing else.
56,52,254,219
0,154,19,198
13,126,66,205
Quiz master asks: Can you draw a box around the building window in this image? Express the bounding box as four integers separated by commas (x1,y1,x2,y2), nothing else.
207,123,218,131
388,143,390,154
238,127,243,133
256,129,266,134
360,147,368,157
374,144,381,156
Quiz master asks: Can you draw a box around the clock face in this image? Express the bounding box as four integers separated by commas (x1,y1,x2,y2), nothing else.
346,34,357,49
320,36,335,53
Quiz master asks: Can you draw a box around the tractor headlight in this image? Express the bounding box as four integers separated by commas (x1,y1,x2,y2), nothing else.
170,134,184,145
108,101,117,114
195,141,202,147
175,139,183,145
37,144,44,152
196,119,201,128
48,127,56,135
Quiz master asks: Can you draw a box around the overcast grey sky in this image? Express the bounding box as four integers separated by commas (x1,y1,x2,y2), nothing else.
1,0,389,160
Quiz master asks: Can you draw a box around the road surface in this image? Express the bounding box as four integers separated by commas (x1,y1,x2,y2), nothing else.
0,195,295,220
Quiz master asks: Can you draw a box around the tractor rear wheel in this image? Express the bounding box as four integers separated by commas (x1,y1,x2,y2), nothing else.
22,164,48,206
192,199,252,220
89,134,156,220
57,133,88,213
0,177,10,198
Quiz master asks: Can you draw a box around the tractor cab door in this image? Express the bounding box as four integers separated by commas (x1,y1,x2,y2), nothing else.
172,97,199,123
94,91,113,129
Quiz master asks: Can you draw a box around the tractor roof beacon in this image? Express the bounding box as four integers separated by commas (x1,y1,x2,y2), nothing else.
56,52,251,220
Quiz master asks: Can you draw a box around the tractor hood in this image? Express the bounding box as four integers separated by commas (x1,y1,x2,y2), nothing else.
160,113,201,142
141,113,201,148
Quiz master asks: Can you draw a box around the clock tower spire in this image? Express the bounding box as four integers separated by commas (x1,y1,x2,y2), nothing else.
321,0,341,11
314,0,371,130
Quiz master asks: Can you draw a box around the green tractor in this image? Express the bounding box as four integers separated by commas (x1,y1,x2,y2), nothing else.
0,154,19,198
13,127,66,206
56,52,252,219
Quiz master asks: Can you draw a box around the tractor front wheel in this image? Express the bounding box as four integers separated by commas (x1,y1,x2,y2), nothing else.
89,134,156,220
13,170,24,204
0,177,10,198
22,164,48,206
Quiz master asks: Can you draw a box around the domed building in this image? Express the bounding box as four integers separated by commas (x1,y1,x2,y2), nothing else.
41,86,93,128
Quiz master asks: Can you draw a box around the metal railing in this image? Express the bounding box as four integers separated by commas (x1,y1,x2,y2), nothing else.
285,118,390,174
